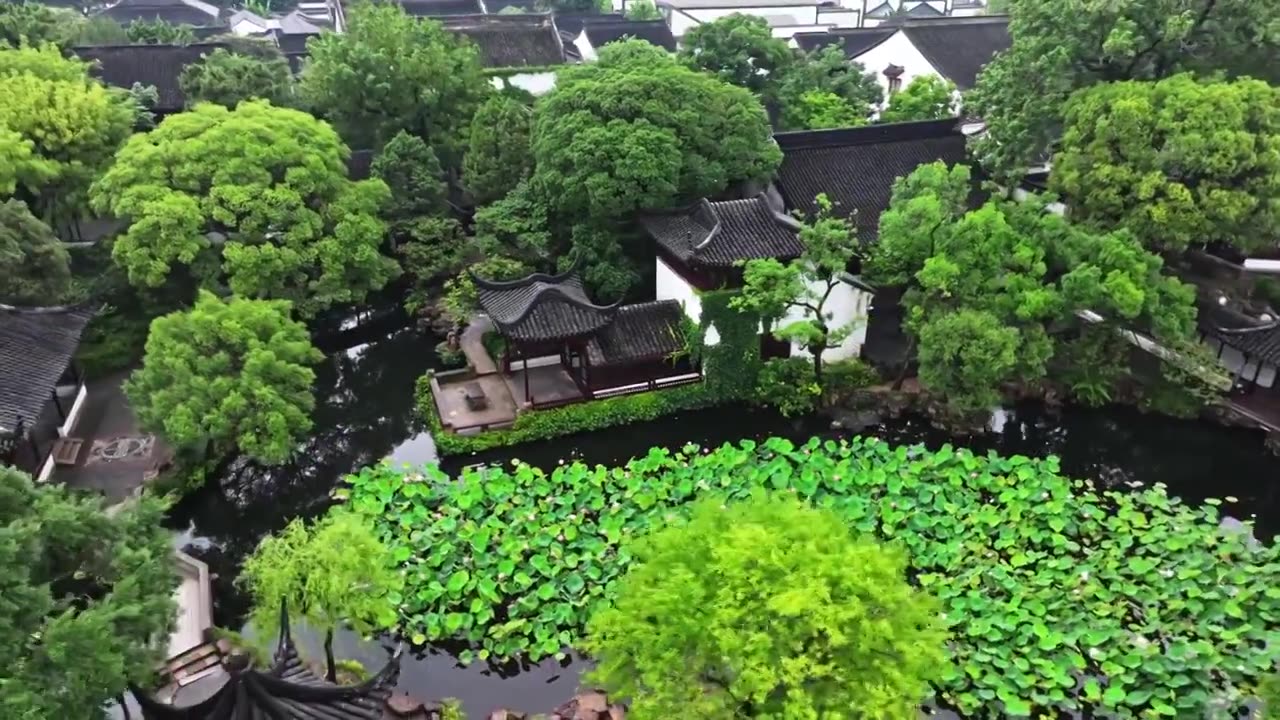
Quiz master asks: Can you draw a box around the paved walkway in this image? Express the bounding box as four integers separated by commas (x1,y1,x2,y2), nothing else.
54,371,166,503
460,315,498,374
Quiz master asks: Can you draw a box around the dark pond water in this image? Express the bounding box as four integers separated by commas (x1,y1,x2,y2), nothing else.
166,327,1280,718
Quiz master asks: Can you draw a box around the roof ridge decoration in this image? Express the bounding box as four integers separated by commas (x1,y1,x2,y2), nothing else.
470,265,579,291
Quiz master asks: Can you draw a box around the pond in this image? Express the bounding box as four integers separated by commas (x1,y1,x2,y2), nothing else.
166,327,1280,718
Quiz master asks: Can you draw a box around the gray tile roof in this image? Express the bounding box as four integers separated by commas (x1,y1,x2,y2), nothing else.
75,42,228,112
774,118,970,241
98,0,221,25
792,28,896,58
906,1,944,17
586,300,685,366
442,14,568,67
641,194,805,268
584,19,677,52
900,16,1010,89
475,270,619,343
1203,305,1280,367
397,0,485,17
0,305,96,433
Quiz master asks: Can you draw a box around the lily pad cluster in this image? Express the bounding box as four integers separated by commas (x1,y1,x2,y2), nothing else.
338,436,1280,718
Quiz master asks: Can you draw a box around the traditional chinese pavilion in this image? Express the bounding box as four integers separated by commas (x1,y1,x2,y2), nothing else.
474,269,692,405
132,602,402,719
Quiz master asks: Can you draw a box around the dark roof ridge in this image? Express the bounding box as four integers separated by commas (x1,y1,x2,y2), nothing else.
1208,307,1280,335
699,194,802,254
690,198,723,252
72,41,228,50
500,285,621,329
0,301,100,316
774,117,962,150
471,266,577,291
899,14,1009,26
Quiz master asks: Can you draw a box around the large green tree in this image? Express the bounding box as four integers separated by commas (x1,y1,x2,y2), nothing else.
1052,73,1280,254
867,161,1211,415
777,44,882,130
241,509,401,682
584,493,949,719
677,14,792,97
0,199,72,305
125,18,195,45
880,74,956,123
299,2,489,155
463,94,533,205
731,194,861,382
0,45,135,223
0,1,63,47
533,39,779,219
967,0,1280,180
0,466,176,718
124,291,323,465
91,100,398,316
179,46,294,108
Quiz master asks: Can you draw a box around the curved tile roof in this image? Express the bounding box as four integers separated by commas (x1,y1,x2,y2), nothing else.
475,269,619,343
641,195,805,268
0,304,96,433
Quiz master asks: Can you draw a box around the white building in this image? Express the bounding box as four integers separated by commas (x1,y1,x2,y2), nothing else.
642,195,873,361
792,15,1009,97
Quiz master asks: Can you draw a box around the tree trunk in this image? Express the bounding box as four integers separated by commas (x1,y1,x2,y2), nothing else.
324,628,337,682
892,334,917,391
812,347,823,383
118,693,132,720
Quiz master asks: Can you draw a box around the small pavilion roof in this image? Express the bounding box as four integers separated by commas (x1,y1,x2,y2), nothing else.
133,601,401,720
583,19,677,51
441,14,568,68
0,304,95,434
586,300,685,367
1202,304,1280,367
640,194,805,269
475,269,619,343
98,0,222,25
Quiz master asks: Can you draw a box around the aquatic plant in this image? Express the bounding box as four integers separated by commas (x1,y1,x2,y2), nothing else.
338,436,1280,718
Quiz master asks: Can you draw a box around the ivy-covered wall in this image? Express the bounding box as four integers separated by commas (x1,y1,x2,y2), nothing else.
695,289,763,401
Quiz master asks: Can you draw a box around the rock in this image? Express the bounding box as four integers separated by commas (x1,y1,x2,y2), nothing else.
386,691,425,717
607,704,626,720
573,691,609,719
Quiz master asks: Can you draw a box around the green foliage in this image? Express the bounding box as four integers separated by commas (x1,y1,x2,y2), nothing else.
696,289,764,400
417,373,718,456
0,45,134,222
341,435,1280,718
732,194,861,381
585,493,949,719
753,356,820,416
0,466,177,717
464,95,533,205
299,3,490,155
786,89,867,129
473,179,552,267
0,198,72,305
966,0,1280,180
1261,672,1280,719
124,291,323,465
820,356,881,403
1052,74,1280,253
880,74,956,123
0,2,63,47
777,44,882,131
240,510,402,678
561,222,639,301
126,18,195,45
441,255,529,325
866,161,1210,416
66,16,130,47
536,0,609,11
90,100,398,316
677,14,792,96
624,0,661,20
179,46,294,108
374,130,447,219
532,39,780,219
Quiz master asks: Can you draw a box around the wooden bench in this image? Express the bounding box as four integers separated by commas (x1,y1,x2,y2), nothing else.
51,437,83,466
463,382,488,410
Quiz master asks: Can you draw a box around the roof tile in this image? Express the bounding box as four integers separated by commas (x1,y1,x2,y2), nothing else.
641,195,805,268
0,305,96,432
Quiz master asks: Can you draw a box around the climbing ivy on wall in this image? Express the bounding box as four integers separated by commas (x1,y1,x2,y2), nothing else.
695,289,763,401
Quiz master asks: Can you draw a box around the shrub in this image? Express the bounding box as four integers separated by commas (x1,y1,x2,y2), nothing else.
416,374,720,455
821,356,880,402
339,436,1280,718
584,493,949,719
753,356,820,416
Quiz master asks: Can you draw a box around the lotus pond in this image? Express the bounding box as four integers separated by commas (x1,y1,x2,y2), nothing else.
165,327,1280,718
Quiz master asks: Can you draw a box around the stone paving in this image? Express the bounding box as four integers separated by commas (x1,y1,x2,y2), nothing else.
53,371,166,503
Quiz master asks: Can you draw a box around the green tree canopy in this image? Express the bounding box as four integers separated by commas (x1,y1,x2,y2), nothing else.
299,2,489,155
584,493,949,719
867,161,1210,415
0,1,63,47
241,509,401,681
533,39,780,218
880,74,956,123
967,0,1280,180
777,44,882,130
179,46,293,108
91,100,398,316
125,18,195,45
731,194,861,381
463,94,533,205
624,0,660,20
0,45,135,221
0,465,176,717
677,14,793,97
125,291,323,465
1051,73,1280,253
0,198,72,305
